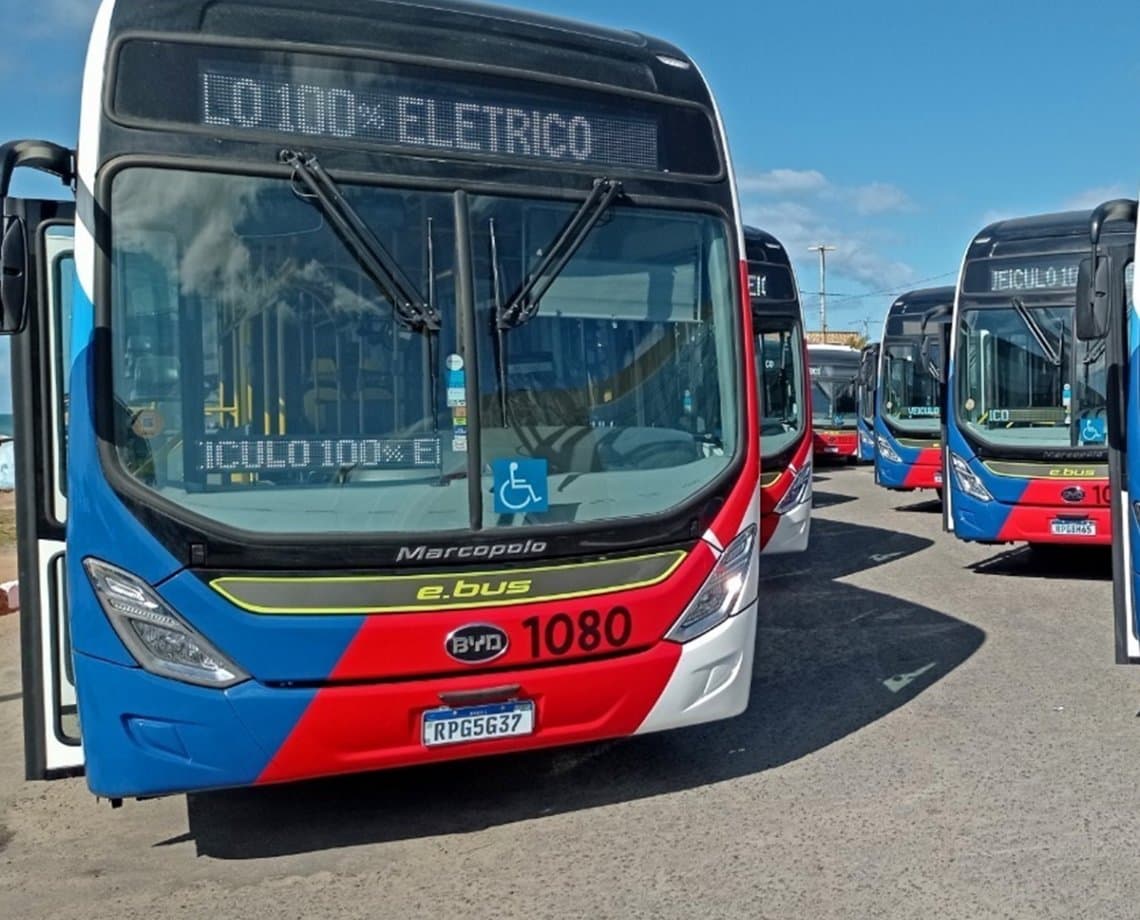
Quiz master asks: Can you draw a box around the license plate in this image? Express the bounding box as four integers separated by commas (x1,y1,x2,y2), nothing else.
1050,519,1096,536
824,446,838,453
422,700,535,747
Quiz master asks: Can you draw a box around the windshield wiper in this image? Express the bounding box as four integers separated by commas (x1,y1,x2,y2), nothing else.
281,150,441,333
1083,338,1107,366
1011,297,1062,367
496,177,622,330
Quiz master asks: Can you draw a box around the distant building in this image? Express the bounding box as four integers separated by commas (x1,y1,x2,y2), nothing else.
805,330,865,348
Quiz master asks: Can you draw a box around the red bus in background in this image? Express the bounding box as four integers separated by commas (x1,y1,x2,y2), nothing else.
808,343,861,461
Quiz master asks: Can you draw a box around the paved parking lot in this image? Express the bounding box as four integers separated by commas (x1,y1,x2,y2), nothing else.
1,465,1137,919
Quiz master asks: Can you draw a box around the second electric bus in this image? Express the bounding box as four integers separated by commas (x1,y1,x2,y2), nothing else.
746,227,812,553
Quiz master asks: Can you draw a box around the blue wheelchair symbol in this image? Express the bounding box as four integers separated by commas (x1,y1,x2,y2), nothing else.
1080,417,1106,445
493,458,549,514
833,414,845,427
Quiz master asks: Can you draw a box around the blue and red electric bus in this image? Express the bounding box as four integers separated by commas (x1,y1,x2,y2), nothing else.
874,287,954,494
746,227,812,554
946,209,1133,546
3,0,761,800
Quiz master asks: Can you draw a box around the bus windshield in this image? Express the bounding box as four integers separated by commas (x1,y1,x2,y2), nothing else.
109,167,740,535
882,339,941,434
956,299,1107,449
811,357,858,429
755,322,804,458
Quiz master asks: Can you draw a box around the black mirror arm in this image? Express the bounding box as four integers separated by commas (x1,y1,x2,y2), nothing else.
1090,199,1138,250
0,140,75,201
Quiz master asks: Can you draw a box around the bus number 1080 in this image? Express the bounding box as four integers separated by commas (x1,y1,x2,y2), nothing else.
521,607,633,658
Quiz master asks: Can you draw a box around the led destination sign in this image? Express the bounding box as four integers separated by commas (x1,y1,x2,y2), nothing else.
112,40,723,174
747,264,796,302
200,66,659,169
963,254,1083,294
197,436,442,474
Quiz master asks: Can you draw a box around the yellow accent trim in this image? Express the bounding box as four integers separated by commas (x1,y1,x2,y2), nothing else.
210,550,687,615
981,461,1106,481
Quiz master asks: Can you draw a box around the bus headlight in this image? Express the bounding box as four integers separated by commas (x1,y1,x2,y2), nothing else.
667,525,756,643
773,463,812,514
949,452,993,503
876,435,902,463
84,559,249,688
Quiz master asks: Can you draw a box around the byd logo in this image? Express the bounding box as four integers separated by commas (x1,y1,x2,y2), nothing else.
445,624,509,664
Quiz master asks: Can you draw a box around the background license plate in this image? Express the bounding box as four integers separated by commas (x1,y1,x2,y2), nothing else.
1051,519,1096,536
422,700,535,747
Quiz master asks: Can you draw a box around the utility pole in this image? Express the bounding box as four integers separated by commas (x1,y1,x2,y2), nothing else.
808,243,836,338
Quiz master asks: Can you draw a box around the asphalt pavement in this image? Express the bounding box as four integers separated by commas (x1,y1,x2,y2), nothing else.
2,464,1137,919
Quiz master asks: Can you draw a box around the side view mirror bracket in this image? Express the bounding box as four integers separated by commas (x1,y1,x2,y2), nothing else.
1078,198,1138,342
0,139,76,335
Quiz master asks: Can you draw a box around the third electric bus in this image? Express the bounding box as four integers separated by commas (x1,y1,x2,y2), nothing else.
874,287,953,494
746,227,811,553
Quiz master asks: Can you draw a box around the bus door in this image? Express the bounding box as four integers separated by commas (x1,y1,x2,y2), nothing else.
1078,201,1139,662
921,304,952,525
857,343,878,462
1111,255,1137,662
2,190,82,778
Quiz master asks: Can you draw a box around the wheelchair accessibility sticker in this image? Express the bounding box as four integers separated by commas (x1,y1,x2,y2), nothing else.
1079,416,1106,445
493,458,549,514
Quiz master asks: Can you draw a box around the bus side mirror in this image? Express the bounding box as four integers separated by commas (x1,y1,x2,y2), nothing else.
0,217,27,334
1075,257,1109,342
921,337,943,383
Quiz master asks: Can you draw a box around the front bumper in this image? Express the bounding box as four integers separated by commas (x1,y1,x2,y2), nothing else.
74,604,757,798
814,431,858,457
952,495,1110,545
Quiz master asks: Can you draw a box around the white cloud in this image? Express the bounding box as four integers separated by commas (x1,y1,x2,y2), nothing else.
739,169,828,195
20,0,98,35
738,169,912,216
1062,184,1132,211
740,169,917,298
850,181,913,216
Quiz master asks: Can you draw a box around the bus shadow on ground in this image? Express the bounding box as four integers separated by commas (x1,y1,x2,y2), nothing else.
812,490,857,509
895,496,942,514
969,544,1111,581
176,519,984,860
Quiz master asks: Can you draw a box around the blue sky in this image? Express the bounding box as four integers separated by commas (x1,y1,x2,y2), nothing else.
3,0,1140,408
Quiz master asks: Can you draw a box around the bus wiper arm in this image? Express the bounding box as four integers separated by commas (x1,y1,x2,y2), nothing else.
1083,338,1107,366
281,150,441,333
1011,297,1062,366
497,178,622,330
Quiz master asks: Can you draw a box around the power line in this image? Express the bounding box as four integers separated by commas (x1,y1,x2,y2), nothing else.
796,269,959,304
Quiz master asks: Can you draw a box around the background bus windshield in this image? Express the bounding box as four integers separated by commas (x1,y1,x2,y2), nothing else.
882,340,940,434
811,360,858,429
956,299,1107,449
755,323,804,458
109,167,740,535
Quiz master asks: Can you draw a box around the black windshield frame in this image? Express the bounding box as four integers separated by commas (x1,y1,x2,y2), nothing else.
89,152,747,568
953,292,1108,461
